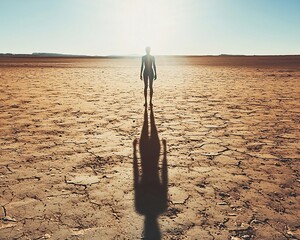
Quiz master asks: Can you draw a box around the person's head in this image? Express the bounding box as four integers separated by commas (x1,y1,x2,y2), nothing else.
145,46,151,55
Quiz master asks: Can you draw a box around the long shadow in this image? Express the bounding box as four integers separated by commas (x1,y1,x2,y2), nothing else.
133,105,168,240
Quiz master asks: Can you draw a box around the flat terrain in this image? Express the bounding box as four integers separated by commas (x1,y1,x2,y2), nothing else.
0,56,300,239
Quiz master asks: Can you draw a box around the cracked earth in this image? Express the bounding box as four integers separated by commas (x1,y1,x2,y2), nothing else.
0,56,299,239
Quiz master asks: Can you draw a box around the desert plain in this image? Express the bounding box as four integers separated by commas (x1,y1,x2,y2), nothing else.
0,56,299,239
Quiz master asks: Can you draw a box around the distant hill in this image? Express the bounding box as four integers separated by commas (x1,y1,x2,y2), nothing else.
0,52,91,57
0,52,138,58
32,52,90,57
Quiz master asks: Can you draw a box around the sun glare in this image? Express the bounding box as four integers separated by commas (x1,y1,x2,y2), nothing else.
113,0,179,55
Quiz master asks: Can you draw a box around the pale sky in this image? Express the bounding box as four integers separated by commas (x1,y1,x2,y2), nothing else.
0,0,299,55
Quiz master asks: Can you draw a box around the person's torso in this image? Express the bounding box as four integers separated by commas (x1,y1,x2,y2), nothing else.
143,55,153,73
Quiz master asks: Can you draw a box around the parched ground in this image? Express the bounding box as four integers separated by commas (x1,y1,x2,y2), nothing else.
0,56,299,240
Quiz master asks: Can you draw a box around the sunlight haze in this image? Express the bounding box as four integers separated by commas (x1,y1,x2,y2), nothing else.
0,0,299,55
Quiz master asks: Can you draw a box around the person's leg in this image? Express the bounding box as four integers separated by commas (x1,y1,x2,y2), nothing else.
143,75,148,105
149,76,154,105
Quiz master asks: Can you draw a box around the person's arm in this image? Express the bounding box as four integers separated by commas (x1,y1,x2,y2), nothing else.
153,56,157,80
140,57,144,80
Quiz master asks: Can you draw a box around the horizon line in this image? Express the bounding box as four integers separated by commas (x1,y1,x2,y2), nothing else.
1,52,300,58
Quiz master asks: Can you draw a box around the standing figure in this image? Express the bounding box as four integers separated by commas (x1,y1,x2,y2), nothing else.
140,47,157,106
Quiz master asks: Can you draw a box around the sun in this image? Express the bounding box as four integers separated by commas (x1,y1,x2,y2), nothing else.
113,0,177,55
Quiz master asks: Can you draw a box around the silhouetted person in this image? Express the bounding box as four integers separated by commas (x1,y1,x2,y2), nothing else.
140,47,157,106
133,106,168,240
